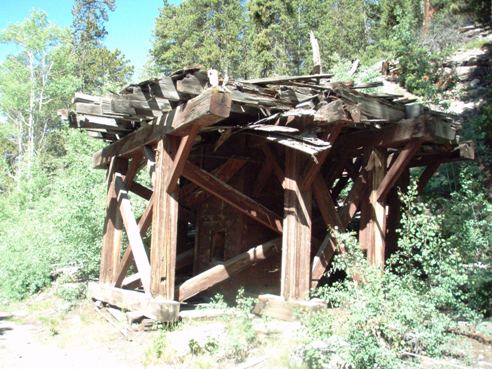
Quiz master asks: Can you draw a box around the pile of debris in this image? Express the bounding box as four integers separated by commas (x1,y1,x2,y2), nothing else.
61,66,463,161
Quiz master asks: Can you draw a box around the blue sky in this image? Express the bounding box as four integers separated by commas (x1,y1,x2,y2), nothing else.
0,0,175,78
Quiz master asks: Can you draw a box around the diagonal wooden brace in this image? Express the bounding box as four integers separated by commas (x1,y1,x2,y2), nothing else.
114,174,152,294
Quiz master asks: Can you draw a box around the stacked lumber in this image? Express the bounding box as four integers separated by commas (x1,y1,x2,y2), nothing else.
63,67,462,160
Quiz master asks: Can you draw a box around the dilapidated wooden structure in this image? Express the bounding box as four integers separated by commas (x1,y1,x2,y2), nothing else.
62,67,473,320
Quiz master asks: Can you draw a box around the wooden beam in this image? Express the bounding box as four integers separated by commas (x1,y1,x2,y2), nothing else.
129,181,153,200
417,161,441,193
261,144,284,184
376,140,422,201
312,174,343,229
114,193,154,290
87,282,179,322
367,149,387,268
115,174,152,294
182,161,283,234
129,180,195,224
171,87,232,135
150,138,179,298
311,236,337,287
339,168,370,226
92,89,232,169
311,153,371,286
243,73,333,85
281,149,312,300
100,158,127,284
180,158,246,207
167,126,199,193
336,116,456,152
124,151,144,187
178,239,281,301
302,123,344,189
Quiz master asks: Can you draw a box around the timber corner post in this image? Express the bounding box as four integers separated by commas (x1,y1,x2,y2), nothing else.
67,67,473,322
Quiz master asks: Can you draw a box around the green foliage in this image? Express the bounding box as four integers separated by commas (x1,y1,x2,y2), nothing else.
437,168,492,315
223,288,257,363
0,130,105,300
0,11,82,180
152,0,249,77
151,0,380,78
307,231,455,368
71,0,133,94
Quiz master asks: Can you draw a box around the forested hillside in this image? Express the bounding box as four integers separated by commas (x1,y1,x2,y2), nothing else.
0,1,491,368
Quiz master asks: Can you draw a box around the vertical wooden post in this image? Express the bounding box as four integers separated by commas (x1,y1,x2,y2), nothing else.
367,149,387,268
150,137,179,299
281,149,312,300
100,157,128,284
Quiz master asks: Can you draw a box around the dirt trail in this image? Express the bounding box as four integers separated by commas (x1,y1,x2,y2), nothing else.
0,305,147,369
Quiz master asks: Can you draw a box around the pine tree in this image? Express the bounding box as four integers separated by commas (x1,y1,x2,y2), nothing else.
71,0,133,93
152,0,249,78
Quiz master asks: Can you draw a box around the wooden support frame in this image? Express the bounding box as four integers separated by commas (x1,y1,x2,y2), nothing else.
182,161,283,234
114,194,154,289
311,151,371,287
180,157,246,207
377,140,422,201
100,157,127,284
167,126,199,193
281,149,312,300
151,138,179,299
93,89,232,169
302,123,345,190
417,161,441,193
114,174,152,294
366,149,387,267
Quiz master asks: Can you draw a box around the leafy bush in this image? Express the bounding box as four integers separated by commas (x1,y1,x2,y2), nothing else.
302,180,489,368
0,129,105,300
224,288,257,363
307,235,454,369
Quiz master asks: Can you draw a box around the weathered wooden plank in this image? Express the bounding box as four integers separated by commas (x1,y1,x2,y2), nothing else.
182,161,283,234
367,149,387,268
180,158,246,207
178,239,281,301
100,158,127,284
314,100,348,125
114,195,154,288
167,126,199,193
302,123,345,189
92,89,232,169
377,140,422,201
243,73,333,85
336,119,456,160
334,87,405,121
312,175,343,229
87,282,179,322
171,88,231,135
151,138,179,298
281,149,312,300
114,175,151,294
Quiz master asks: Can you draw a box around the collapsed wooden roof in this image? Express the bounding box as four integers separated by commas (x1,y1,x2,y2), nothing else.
61,67,473,170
